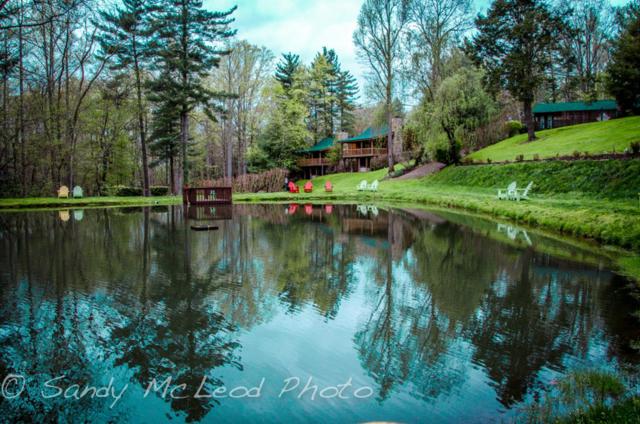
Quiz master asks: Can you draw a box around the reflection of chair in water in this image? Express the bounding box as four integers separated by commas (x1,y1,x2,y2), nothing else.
59,210,70,221
367,205,379,216
288,204,299,215
497,223,532,246
304,204,313,215
357,205,368,216
73,210,84,221
324,204,333,214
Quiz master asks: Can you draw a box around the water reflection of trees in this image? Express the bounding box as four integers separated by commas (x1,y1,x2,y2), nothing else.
0,205,638,419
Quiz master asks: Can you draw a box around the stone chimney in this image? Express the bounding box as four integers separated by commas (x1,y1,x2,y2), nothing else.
391,117,403,158
335,131,349,141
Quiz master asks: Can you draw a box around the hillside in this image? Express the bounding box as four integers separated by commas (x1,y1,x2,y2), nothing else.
423,159,640,199
467,116,640,162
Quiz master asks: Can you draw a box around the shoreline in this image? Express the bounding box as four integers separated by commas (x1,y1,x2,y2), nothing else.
1,189,639,283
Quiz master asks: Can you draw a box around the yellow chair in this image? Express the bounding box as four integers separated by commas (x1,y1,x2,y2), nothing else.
57,185,69,198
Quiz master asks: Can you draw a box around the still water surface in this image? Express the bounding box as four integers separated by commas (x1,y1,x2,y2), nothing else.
0,204,638,423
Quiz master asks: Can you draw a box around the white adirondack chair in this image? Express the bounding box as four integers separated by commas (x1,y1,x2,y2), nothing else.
368,180,379,192
497,181,517,200
515,181,533,201
72,185,83,198
357,180,368,191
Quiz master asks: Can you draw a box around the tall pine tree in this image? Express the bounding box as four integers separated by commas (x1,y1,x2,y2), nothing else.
97,0,159,196
149,0,235,186
275,52,300,92
470,0,565,141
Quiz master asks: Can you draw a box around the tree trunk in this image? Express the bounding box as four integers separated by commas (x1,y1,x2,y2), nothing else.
180,110,188,188
386,101,394,171
133,41,150,197
523,99,536,141
169,155,175,194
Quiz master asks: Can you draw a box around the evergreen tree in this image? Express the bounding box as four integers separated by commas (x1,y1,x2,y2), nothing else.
307,47,358,138
149,94,181,194
149,0,236,186
607,0,640,114
96,0,159,196
335,69,358,133
469,0,565,141
275,52,300,91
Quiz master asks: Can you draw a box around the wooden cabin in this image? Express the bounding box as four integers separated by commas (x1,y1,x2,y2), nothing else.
296,137,335,178
533,100,618,130
339,126,389,172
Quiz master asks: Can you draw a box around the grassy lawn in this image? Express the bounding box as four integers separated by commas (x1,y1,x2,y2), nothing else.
0,195,180,209
467,116,640,162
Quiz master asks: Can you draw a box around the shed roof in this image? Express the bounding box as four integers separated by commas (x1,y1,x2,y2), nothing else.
300,137,335,153
533,100,617,114
339,125,389,143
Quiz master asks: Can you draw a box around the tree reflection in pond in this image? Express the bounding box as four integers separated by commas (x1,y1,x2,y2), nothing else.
0,204,638,422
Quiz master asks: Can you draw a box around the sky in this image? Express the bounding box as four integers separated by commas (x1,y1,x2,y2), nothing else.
209,0,632,105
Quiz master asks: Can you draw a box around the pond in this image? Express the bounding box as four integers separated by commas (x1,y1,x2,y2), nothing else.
0,204,638,423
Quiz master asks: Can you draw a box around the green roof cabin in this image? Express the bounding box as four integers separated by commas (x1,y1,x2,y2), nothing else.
533,100,618,130
297,117,404,176
297,136,336,178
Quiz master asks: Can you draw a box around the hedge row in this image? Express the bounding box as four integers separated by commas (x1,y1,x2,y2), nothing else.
109,185,169,196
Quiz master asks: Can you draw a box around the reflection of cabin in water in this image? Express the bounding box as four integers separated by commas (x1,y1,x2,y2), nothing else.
186,205,233,221
533,100,618,130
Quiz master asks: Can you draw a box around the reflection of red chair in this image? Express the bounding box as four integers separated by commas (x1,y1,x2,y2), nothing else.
288,204,299,214
324,181,333,192
324,204,333,214
304,181,313,193
288,181,299,193
304,204,313,215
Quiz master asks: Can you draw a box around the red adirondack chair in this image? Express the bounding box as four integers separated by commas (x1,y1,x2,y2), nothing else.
324,181,333,192
288,181,299,193
304,181,313,193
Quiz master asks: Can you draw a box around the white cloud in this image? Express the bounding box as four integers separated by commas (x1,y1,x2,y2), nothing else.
206,0,367,97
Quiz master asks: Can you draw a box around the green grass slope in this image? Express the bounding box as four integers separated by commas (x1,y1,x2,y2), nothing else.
468,116,640,162
425,159,640,199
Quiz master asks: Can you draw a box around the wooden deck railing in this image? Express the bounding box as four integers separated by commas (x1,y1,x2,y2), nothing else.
297,157,331,167
182,186,232,205
342,147,387,158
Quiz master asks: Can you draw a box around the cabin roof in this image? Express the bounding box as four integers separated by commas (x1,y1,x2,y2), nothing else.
533,100,618,114
339,125,389,143
300,136,335,153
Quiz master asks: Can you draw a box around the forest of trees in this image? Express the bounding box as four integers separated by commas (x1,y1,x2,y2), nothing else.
0,0,639,197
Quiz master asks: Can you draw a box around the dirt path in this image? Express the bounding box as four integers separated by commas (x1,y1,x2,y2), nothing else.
395,162,446,180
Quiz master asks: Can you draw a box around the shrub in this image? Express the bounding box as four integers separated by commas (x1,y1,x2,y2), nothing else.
197,168,288,193
150,186,169,196
370,155,387,171
504,120,524,138
486,158,492,164
631,141,640,154
111,185,143,196
573,150,581,159
533,153,540,161
515,154,524,162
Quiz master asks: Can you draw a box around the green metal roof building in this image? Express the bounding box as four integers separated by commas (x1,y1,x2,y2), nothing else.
533,100,618,130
